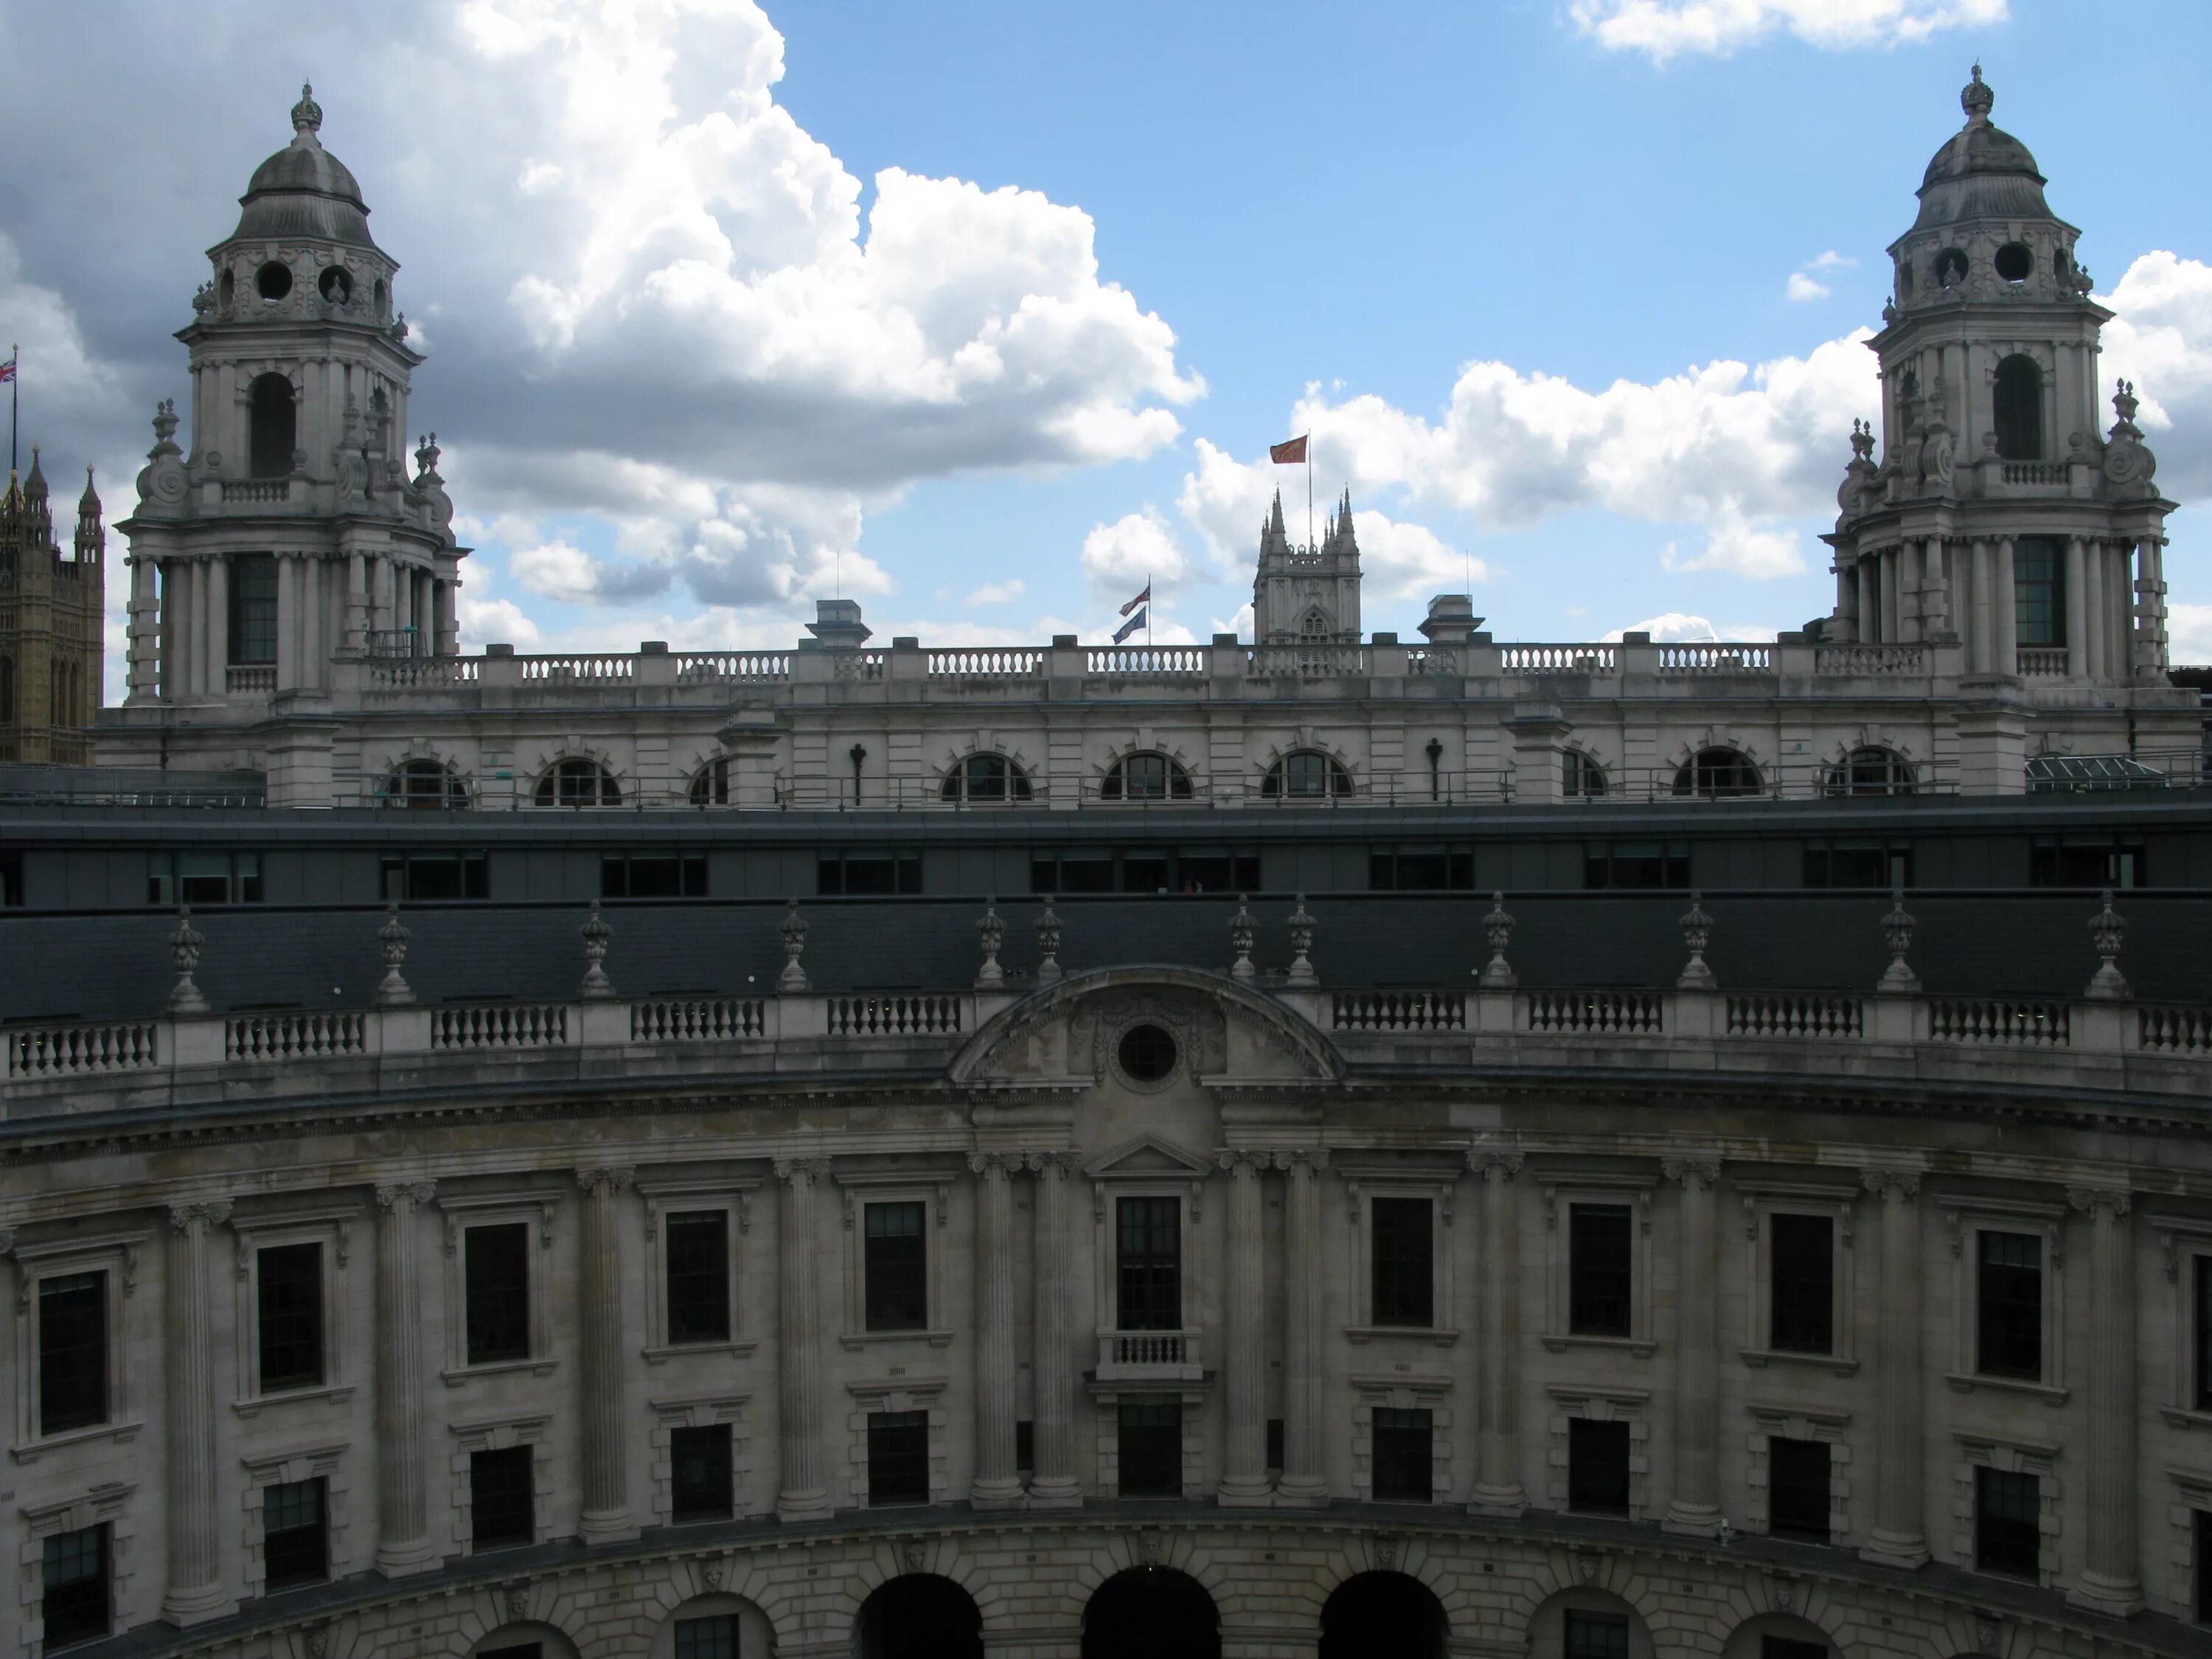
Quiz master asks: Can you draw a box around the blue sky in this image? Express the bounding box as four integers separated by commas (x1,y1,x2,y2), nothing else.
4,0,2211,676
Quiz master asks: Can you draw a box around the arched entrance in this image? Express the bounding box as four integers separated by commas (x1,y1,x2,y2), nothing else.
1321,1571,1447,1659
857,1573,981,1659
1082,1567,1219,1659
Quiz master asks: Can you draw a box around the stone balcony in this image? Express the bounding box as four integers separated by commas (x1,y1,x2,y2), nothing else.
1096,1329,1206,1382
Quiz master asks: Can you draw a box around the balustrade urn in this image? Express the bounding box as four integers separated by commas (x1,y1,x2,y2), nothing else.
969,1152,1024,1507
1228,895,1258,982
1677,893,1717,991
373,1179,438,1575
163,1200,234,1624
774,1157,833,1519
1033,898,1064,986
2084,890,2130,1001
1217,1149,1272,1504
1478,893,1517,990
975,898,1006,990
576,1166,637,1540
375,902,414,1006
578,902,615,1000
1284,894,1318,987
167,905,209,1015
779,900,810,993
1877,887,1919,994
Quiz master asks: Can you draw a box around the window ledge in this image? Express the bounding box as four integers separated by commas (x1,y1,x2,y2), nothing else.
441,1358,557,1387
841,1328,956,1350
9,1418,144,1464
1346,1325,1461,1346
642,1340,759,1366
1543,1334,1657,1357
2160,1407,2212,1431
1741,1347,1858,1377
233,1382,355,1418
1944,1371,2068,1405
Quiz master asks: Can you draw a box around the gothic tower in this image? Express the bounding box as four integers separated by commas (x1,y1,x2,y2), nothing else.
1252,488,1363,644
0,451,105,764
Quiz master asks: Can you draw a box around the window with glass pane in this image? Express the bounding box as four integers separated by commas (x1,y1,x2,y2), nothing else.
1116,1197,1182,1331
38,1270,108,1436
262,1477,328,1588
229,554,278,664
867,1410,930,1505
1371,1197,1434,1327
2014,538,2064,647
863,1202,928,1331
1568,1205,1632,1337
1567,1418,1631,1514
2197,1509,2212,1624
1564,1610,1630,1659
1117,1402,1182,1496
257,1242,324,1391
41,1524,108,1649
1769,1214,1834,1354
674,1615,739,1659
470,1445,535,1548
1371,1408,1433,1501
670,1423,734,1523
1976,1231,2042,1380
666,1211,731,1343
1974,1466,2041,1578
1767,1437,1831,1541
464,1224,530,1366
2197,1257,2212,1412
1563,751,1607,798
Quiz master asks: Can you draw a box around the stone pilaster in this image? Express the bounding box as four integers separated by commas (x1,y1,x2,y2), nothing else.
373,1180,438,1576
969,1152,1025,1508
1217,1150,1272,1505
1275,1149,1329,1506
1025,1150,1082,1507
775,1158,833,1520
2069,1186,2143,1615
1470,1150,1526,1516
1661,1157,1722,1537
163,1199,234,1624
1861,1168,1930,1568
577,1166,637,1541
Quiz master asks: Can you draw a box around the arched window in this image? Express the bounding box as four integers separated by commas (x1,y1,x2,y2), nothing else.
1102,752,1192,801
1301,609,1331,639
383,759,468,809
1824,746,1916,797
248,373,296,479
1562,750,1607,799
1993,355,2042,461
689,757,731,807
534,757,622,808
941,753,1033,804
1262,750,1352,799
859,1576,982,1659
1672,746,1762,799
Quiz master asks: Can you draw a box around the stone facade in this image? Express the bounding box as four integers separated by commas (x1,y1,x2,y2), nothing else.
0,455,104,765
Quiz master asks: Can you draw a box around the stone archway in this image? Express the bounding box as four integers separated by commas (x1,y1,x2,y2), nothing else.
1082,1567,1219,1659
856,1573,982,1659
1321,1571,1447,1659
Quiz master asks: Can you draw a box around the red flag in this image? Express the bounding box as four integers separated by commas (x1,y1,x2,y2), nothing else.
1269,434,1307,465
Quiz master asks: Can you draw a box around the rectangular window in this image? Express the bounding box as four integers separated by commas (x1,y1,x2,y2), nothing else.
38,1270,108,1436
1976,1231,2043,1380
1371,1197,1435,1327
380,852,490,902
1767,1437,1832,1542
1116,1196,1183,1332
1015,1419,1035,1477
261,1476,329,1589
1568,1204,1633,1338
2028,836,2144,889
150,849,264,906
257,1242,325,1392
816,851,922,896
1371,1407,1433,1502
470,1445,535,1550
2014,536,2065,648
867,1410,930,1506
464,1224,531,1366
1567,1418,1631,1514
41,1523,109,1649
1171,849,1260,894
1266,1418,1285,1472
674,1615,739,1659
1030,849,1116,895
1,850,24,908
1584,841,1691,891
1974,1465,2042,1579
1769,1214,1834,1354
602,853,709,900
2197,1258,2212,1413
669,1423,734,1523
229,553,279,664
863,1201,928,1332
1117,1402,1183,1497
1564,1610,1630,1659
1369,846,1475,891
2197,1509,2212,1624
666,1211,731,1344
1803,839,1913,890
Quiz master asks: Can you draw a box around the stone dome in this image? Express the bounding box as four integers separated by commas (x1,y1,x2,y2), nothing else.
226,83,381,251
1910,66,2056,231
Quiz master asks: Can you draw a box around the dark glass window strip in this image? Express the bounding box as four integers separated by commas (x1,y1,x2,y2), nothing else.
464,1224,531,1366
867,1410,930,1506
1568,1205,1633,1338
665,1211,731,1344
470,1445,535,1549
1116,1196,1183,1332
1769,1214,1834,1354
262,1477,329,1589
670,1424,734,1523
1567,1418,1631,1515
1371,1407,1433,1502
38,1270,108,1436
257,1242,324,1391
863,1202,928,1332
1371,1197,1434,1327
1976,1231,2043,1380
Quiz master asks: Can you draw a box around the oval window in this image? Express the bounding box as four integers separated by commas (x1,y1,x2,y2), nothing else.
1118,1024,1178,1082
1994,243,2033,285
256,261,293,302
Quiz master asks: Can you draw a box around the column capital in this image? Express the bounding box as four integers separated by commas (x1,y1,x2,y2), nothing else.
168,1199,233,1233
375,1178,437,1212
968,1150,1021,1178
1469,1147,1524,1179
1861,1166,1921,1203
774,1156,833,1185
1662,1156,1722,1190
1023,1147,1084,1175
576,1166,635,1197
1216,1147,1270,1175
2067,1185,2132,1219
1271,1147,1330,1174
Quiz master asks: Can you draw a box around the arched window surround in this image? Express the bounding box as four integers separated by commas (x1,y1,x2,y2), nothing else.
533,756,622,809
1101,750,1194,802
1672,745,1764,799
247,372,297,480
383,757,469,809
941,751,1034,804
1823,745,1916,798
1261,748,1352,800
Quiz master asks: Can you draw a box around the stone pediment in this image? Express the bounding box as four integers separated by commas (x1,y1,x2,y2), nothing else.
1082,1134,1215,1180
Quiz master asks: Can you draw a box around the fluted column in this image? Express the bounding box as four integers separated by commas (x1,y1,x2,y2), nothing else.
1276,1149,1329,1505
1662,1157,1722,1536
204,555,229,695
775,1158,832,1520
1996,538,2019,672
2065,535,2089,677
577,1166,637,1540
970,1152,1024,1507
274,552,298,689
374,1180,438,1576
344,551,369,654
163,1200,233,1624
1026,1150,1082,1506
1470,1150,1526,1515
2069,1186,2143,1615
1218,1150,1271,1505
1861,1169,1930,1567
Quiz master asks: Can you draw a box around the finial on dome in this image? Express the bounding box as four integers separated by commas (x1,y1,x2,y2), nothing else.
291,80,324,136
1961,62,1993,122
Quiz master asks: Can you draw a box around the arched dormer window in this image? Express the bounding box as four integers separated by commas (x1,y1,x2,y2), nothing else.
1563,750,1607,799
382,759,467,809
1102,751,1192,801
534,757,622,808
248,373,296,479
1672,746,1763,799
689,756,731,807
941,753,1033,804
1824,746,1916,798
1300,609,1331,640
1261,750,1351,800
1993,355,2042,461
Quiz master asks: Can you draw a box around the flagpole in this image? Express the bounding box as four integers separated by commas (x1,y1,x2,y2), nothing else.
1306,438,1314,554
9,344,16,478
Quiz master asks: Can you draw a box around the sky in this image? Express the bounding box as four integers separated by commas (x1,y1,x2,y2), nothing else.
5,0,2212,694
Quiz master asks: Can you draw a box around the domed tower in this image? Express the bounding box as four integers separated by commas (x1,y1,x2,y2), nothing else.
1825,68,2175,703
115,83,462,726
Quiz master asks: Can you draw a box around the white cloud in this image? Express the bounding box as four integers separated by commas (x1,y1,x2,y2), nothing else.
509,538,671,603
1785,272,1830,302
1352,511,1491,599
2168,602,2212,665
1659,512,1807,577
1568,0,2008,63
962,578,1025,607
1079,510,1189,609
1601,611,1782,642
2098,251,2212,495
457,596,544,651
1805,250,1855,273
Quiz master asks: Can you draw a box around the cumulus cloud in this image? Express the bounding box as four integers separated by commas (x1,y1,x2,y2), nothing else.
1785,273,1830,302
1080,510,1189,609
509,538,672,604
1659,512,1806,577
963,578,1026,607
1568,0,2008,63
1805,251,1855,273
2168,602,2212,665
2098,252,2212,496
1601,612,1782,642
